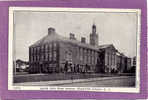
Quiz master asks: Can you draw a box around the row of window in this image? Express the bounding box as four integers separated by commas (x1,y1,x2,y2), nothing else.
78,48,98,64
64,47,98,65
30,42,57,55
30,51,57,62
82,55,97,65
78,48,97,56
31,64,57,67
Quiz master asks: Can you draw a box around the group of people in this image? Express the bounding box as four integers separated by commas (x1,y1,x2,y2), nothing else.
63,61,91,73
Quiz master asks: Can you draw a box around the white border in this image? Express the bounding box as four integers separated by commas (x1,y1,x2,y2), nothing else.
8,7,141,93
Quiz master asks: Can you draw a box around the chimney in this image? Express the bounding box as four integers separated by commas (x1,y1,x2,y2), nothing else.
70,33,76,40
48,27,55,35
81,37,86,43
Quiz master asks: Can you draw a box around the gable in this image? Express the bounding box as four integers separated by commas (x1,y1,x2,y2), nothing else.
99,44,118,52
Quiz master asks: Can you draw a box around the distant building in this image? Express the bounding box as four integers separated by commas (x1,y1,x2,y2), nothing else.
15,59,29,72
28,24,132,74
125,57,132,72
132,56,136,67
129,56,136,73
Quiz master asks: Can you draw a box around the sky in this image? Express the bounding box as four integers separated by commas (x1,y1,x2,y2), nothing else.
13,10,138,61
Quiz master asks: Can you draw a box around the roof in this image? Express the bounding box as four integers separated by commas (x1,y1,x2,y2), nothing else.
98,44,118,52
30,31,99,51
98,44,113,49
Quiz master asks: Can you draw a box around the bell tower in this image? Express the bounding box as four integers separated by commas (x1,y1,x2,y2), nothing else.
90,24,98,46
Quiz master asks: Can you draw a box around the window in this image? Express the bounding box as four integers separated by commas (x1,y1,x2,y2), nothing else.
33,48,35,54
109,53,111,66
42,45,44,52
94,52,96,64
35,48,37,54
35,47,37,54
37,55,40,61
49,44,52,51
54,42,57,47
45,44,48,52
34,55,37,62
80,48,83,61
45,53,48,61
36,55,38,62
53,42,57,50
92,57,94,65
65,50,72,62
90,55,92,65
30,56,33,62
92,51,94,64
88,50,90,64
31,48,34,54
34,48,37,54
41,54,44,61
83,49,86,64
48,53,50,61
83,49,85,63
95,52,97,64
44,54,46,61
86,50,88,63
107,52,109,65
77,47,79,58
49,52,52,61
29,48,32,55
37,47,40,54
30,56,32,62
53,51,57,61
112,53,114,65
114,53,116,65
111,53,112,65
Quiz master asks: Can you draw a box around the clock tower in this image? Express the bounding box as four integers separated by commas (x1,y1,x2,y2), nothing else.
90,24,98,46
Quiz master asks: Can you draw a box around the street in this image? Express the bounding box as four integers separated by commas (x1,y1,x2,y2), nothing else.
56,76,135,87
14,76,135,87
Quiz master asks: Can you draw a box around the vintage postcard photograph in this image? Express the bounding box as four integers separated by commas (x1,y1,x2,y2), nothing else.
8,7,141,92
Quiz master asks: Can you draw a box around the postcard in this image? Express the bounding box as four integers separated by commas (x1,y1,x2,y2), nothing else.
0,0,147,99
8,7,141,93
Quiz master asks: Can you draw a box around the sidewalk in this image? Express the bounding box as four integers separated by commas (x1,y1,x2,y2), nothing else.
14,76,135,86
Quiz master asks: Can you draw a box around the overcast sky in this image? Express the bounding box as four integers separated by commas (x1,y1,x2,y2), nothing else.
14,10,138,61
